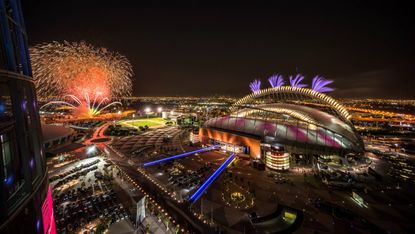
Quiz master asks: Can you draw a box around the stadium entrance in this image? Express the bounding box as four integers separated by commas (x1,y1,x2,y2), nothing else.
210,139,249,154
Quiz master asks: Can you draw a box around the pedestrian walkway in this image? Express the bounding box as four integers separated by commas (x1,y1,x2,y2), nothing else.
114,171,175,234
141,215,175,234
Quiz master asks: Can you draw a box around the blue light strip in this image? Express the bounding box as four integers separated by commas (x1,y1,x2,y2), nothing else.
143,145,218,167
189,153,236,203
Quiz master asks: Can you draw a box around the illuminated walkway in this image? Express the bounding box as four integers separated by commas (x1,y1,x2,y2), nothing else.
189,153,236,203
142,145,218,167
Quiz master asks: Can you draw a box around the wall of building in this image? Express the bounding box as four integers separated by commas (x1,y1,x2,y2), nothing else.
0,0,55,233
199,128,261,158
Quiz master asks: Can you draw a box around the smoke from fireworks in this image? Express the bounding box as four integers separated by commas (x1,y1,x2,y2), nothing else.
30,41,133,117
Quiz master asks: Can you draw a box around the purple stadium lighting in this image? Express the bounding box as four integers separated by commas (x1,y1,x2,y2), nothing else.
289,74,307,88
143,145,218,167
268,74,285,88
312,76,334,93
249,79,261,93
189,153,236,203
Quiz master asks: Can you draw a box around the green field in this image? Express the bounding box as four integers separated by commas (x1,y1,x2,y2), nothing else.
119,118,167,128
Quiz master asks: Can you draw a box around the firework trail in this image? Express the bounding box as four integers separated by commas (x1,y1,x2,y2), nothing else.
289,74,307,88
311,76,334,93
268,74,285,88
249,79,261,93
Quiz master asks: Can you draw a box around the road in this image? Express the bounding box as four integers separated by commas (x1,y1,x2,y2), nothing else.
84,122,112,145
84,123,215,233
104,144,214,233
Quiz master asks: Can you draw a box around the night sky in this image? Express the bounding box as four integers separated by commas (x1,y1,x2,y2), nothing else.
22,1,415,98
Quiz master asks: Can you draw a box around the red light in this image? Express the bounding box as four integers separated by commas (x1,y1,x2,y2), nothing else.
42,186,56,234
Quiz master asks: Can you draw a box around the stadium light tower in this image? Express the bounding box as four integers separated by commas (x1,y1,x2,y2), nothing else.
144,107,151,118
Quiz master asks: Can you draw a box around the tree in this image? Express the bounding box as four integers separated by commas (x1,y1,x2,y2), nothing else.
165,217,170,231
96,222,107,234
145,223,151,234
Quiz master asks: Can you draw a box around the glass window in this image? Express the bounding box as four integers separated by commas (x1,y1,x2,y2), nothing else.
1,131,25,201
0,42,8,69
0,81,13,121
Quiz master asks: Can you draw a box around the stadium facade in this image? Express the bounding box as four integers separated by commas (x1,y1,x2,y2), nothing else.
199,86,364,171
0,0,56,233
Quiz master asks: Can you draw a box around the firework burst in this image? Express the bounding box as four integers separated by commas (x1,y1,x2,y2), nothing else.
268,74,285,88
311,76,334,93
249,79,261,93
289,74,307,88
30,41,133,117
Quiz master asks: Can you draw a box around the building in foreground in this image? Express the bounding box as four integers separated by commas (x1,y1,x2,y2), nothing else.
200,86,364,170
0,0,56,233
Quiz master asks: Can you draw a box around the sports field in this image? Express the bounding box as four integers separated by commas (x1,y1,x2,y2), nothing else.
119,118,167,128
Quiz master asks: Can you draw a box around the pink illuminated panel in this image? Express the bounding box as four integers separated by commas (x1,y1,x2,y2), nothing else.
42,186,56,234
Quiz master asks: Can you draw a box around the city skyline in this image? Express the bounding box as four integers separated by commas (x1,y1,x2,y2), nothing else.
22,1,415,98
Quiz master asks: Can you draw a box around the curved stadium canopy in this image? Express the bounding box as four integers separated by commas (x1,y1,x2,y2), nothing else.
203,87,364,155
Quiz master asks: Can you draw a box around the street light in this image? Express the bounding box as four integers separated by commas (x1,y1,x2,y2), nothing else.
144,107,151,118
157,107,162,113
86,144,97,155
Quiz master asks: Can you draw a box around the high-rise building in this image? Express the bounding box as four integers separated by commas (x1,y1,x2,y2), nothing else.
0,0,56,233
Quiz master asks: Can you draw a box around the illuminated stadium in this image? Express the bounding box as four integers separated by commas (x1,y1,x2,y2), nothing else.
199,75,364,171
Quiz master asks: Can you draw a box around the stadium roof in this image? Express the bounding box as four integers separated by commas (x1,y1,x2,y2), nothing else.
41,124,74,142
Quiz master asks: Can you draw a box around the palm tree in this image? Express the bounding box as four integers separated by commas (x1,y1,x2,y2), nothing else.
165,217,170,231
